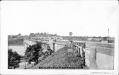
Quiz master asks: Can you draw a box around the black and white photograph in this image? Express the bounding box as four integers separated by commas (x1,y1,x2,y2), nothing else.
0,0,119,75
8,32,115,69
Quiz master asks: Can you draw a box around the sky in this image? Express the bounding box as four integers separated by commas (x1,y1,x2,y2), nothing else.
1,0,119,37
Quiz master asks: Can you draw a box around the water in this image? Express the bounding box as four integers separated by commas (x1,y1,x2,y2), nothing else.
8,45,26,56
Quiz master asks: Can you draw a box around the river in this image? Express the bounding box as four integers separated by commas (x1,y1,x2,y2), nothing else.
8,45,27,56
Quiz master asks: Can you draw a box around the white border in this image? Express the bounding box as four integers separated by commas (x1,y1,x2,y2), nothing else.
0,0,119,75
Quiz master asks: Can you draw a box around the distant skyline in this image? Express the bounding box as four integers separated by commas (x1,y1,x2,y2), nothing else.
1,1,119,37
8,32,114,37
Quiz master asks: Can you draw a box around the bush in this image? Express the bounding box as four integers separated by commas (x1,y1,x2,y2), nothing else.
8,49,21,69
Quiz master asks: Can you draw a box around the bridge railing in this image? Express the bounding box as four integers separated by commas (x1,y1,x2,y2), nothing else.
68,42,86,66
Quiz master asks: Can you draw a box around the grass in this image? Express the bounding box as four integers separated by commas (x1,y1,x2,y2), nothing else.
31,46,85,69
86,42,114,56
86,42,114,48
96,47,114,56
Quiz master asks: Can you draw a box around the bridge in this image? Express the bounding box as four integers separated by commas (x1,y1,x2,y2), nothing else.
23,39,85,51
23,39,86,58
23,39,87,68
22,39,113,69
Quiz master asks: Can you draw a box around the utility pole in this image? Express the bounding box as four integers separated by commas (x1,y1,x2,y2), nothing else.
108,28,109,43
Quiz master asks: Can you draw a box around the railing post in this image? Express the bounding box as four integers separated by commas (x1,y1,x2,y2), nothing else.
80,46,85,66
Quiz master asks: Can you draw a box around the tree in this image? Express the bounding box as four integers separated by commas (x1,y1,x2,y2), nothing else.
25,42,43,64
25,42,54,64
8,49,21,69
102,37,108,41
69,32,73,36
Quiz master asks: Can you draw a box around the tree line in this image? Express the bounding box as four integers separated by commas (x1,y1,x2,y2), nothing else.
8,49,21,69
